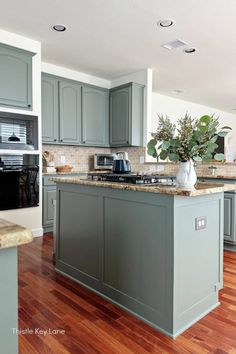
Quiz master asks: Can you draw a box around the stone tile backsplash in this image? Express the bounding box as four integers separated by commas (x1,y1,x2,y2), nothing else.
43,144,236,177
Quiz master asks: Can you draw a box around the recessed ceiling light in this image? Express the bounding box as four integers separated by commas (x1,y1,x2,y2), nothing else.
52,24,67,32
158,19,175,28
184,47,196,54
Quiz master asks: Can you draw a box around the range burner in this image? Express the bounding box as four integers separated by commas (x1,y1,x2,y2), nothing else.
88,172,176,185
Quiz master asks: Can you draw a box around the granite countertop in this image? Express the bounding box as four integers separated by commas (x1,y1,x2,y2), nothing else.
51,176,236,197
198,175,236,180
0,219,33,250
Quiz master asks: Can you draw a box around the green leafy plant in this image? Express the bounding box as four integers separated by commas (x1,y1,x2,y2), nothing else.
147,114,231,163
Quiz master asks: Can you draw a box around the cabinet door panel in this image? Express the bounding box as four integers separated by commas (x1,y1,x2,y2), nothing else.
0,44,33,109
110,87,131,146
42,75,59,143
224,193,235,243
82,87,109,146
59,80,81,144
43,187,56,226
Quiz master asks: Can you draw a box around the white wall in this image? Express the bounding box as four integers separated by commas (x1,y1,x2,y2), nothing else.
147,93,236,161
42,62,110,89
0,29,42,236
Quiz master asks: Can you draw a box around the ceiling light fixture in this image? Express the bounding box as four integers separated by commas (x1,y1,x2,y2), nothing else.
162,39,187,50
52,24,67,32
158,19,175,28
184,47,196,54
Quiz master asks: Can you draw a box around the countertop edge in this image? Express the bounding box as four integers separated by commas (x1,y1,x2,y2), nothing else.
0,220,33,250
51,177,236,197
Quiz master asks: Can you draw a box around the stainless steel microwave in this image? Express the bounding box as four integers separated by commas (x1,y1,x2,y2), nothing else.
94,154,115,170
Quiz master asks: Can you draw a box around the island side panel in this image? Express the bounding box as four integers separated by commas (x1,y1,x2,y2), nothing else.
173,193,224,336
0,247,18,354
55,183,175,336
102,190,174,335
56,185,101,288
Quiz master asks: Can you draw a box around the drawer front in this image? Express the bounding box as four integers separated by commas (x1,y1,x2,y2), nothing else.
43,176,56,186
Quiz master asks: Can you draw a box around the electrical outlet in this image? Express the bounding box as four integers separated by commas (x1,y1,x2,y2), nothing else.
60,155,66,164
139,156,145,164
195,216,207,230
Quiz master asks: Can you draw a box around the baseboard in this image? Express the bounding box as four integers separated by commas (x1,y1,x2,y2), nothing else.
32,228,43,237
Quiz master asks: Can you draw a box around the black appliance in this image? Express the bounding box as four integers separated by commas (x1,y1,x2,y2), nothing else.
0,111,38,150
0,154,39,210
112,151,131,174
88,172,176,185
112,159,131,174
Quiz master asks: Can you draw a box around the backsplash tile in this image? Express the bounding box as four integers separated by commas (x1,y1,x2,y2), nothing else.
43,144,236,177
43,145,110,172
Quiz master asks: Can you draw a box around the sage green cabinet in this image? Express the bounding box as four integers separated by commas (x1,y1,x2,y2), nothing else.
110,82,144,147
81,86,109,146
224,193,236,243
42,74,145,147
59,80,82,144
41,74,59,143
198,177,236,245
0,43,34,109
43,186,56,232
42,74,82,145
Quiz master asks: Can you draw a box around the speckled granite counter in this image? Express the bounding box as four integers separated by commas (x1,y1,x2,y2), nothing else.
0,219,33,250
51,176,236,196
198,175,236,180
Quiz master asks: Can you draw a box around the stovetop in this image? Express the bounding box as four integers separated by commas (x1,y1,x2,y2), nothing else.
88,172,176,185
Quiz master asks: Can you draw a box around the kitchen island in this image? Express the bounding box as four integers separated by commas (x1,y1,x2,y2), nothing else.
53,177,236,338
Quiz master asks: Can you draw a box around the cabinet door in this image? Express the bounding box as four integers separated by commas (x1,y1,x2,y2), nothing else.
43,186,56,227
81,86,109,146
41,74,59,143
59,80,81,144
0,44,33,109
110,86,131,146
224,193,236,243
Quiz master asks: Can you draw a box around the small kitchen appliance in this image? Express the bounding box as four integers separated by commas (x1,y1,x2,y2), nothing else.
112,151,131,174
94,153,116,170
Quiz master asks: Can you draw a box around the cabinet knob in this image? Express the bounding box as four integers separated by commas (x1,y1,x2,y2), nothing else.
27,104,31,107
54,139,56,142
60,139,63,142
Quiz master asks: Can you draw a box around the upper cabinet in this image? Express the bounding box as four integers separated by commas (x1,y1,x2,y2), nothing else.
81,86,109,146
59,80,81,145
42,74,144,147
42,74,82,145
110,83,144,147
41,74,59,143
0,43,34,109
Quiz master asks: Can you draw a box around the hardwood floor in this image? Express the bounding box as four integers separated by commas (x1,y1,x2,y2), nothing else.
18,234,236,354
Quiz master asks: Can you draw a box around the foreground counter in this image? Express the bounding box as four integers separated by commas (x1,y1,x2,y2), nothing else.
52,177,235,338
0,219,33,354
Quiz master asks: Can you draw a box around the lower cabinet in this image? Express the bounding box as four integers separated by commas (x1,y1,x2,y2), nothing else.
199,178,236,245
224,193,236,243
43,186,56,232
42,174,80,233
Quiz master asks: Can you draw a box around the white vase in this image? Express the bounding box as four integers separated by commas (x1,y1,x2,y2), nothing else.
176,159,197,190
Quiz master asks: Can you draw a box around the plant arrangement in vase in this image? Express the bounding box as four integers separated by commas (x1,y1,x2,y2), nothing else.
147,114,231,190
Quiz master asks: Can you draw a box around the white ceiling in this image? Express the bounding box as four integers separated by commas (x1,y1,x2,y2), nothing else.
1,0,236,112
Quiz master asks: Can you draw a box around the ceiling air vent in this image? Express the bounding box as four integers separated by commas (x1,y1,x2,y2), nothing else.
162,39,187,50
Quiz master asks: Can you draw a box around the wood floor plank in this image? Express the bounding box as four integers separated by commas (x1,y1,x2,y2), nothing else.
18,234,236,353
